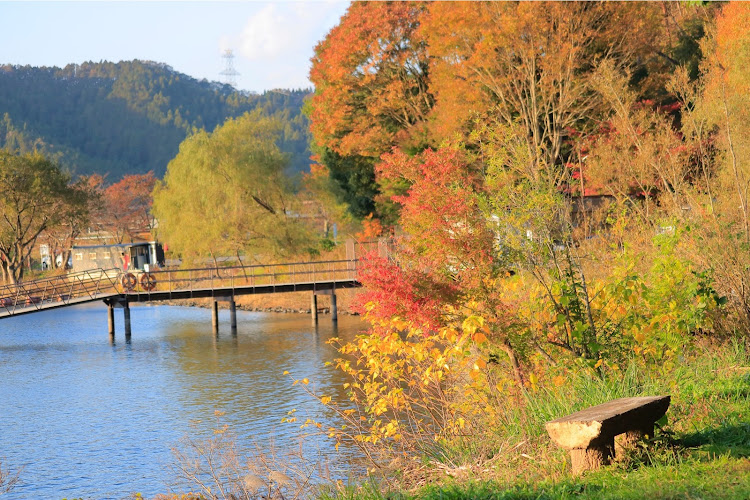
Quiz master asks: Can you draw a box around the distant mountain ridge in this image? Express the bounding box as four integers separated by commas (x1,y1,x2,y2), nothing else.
0,60,312,180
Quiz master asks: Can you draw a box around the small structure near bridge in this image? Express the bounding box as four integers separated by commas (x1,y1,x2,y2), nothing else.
546,395,671,474
71,241,164,274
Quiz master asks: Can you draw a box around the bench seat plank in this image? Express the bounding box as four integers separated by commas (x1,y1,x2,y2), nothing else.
546,395,670,449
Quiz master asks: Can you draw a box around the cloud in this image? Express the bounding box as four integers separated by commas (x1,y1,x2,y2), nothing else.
221,1,347,91
237,4,290,61
236,2,346,62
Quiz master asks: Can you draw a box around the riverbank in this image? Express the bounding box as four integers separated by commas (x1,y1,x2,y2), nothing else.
158,288,360,316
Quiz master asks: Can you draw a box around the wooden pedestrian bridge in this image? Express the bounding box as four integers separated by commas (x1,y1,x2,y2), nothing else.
0,239,386,333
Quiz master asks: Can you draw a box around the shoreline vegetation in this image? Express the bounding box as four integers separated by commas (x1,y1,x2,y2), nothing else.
112,337,747,500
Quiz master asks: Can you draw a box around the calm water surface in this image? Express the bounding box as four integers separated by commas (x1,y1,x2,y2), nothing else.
0,302,365,499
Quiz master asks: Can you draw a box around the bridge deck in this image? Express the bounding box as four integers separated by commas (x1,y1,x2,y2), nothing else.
126,278,360,303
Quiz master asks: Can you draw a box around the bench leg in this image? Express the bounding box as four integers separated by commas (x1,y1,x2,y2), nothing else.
570,436,614,474
615,423,654,458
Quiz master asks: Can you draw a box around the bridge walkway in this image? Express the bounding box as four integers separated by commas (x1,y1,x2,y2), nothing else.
0,258,360,320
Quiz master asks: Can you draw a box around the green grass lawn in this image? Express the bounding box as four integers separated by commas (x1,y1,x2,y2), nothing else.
415,457,750,499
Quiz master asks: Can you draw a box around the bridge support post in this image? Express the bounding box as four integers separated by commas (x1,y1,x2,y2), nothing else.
123,300,131,337
230,298,237,331
108,302,115,335
311,294,318,324
331,293,338,322
212,300,219,333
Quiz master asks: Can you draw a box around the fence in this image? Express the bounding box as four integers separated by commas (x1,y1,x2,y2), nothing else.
0,268,121,315
124,258,358,294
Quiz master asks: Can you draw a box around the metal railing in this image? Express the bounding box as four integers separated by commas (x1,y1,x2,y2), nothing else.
0,236,398,317
0,268,121,316
126,258,359,295
0,257,362,317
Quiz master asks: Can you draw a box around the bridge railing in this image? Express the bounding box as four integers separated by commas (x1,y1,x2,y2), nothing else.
1,253,367,316
0,268,121,315
136,258,358,294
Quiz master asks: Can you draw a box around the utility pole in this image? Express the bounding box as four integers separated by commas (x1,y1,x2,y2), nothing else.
220,49,240,88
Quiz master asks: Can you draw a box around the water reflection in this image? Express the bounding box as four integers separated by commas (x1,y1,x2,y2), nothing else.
0,302,365,499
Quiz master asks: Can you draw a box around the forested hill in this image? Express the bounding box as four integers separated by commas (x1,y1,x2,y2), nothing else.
0,60,312,179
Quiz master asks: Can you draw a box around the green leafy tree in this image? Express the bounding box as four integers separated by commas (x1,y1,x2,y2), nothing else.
301,162,353,242
0,150,89,283
317,148,378,220
152,111,312,264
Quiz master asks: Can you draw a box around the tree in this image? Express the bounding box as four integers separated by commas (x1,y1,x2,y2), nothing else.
0,150,88,283
667,2,750,328
316,148,378,220
42,174,103,269
700,2,750,240
301,161,353,241
307,1,433,220
99,172,157,243
309,1,432,158
583,61,691,221
422,2,668,182
152,110,312,263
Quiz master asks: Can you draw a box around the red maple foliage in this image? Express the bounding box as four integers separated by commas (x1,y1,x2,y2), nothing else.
354,146,498,331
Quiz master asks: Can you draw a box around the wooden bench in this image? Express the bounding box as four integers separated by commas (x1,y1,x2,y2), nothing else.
545,395,670,474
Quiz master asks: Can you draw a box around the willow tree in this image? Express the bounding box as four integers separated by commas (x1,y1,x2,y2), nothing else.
152,110,312,264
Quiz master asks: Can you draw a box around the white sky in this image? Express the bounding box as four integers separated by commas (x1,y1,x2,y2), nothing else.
0,1,350,93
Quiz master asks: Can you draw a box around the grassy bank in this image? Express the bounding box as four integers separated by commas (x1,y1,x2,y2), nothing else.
327,338,750,500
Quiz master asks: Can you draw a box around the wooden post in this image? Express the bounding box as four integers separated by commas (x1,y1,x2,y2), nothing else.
212,300,219,333
230,298,237,331
311,294,318,324
331,293,338,322
615,423,654,458
107,302,115,335
123,300,131,337
570,438,614,473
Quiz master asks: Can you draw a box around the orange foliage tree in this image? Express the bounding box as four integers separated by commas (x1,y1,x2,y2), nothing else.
422,2,666,179
308,2,709,223
309,2,432,159
666,2,750,327
99,172,157,243
308,2,433,222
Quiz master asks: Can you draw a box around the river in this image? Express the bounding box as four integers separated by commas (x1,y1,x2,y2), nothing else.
0,302,366,499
